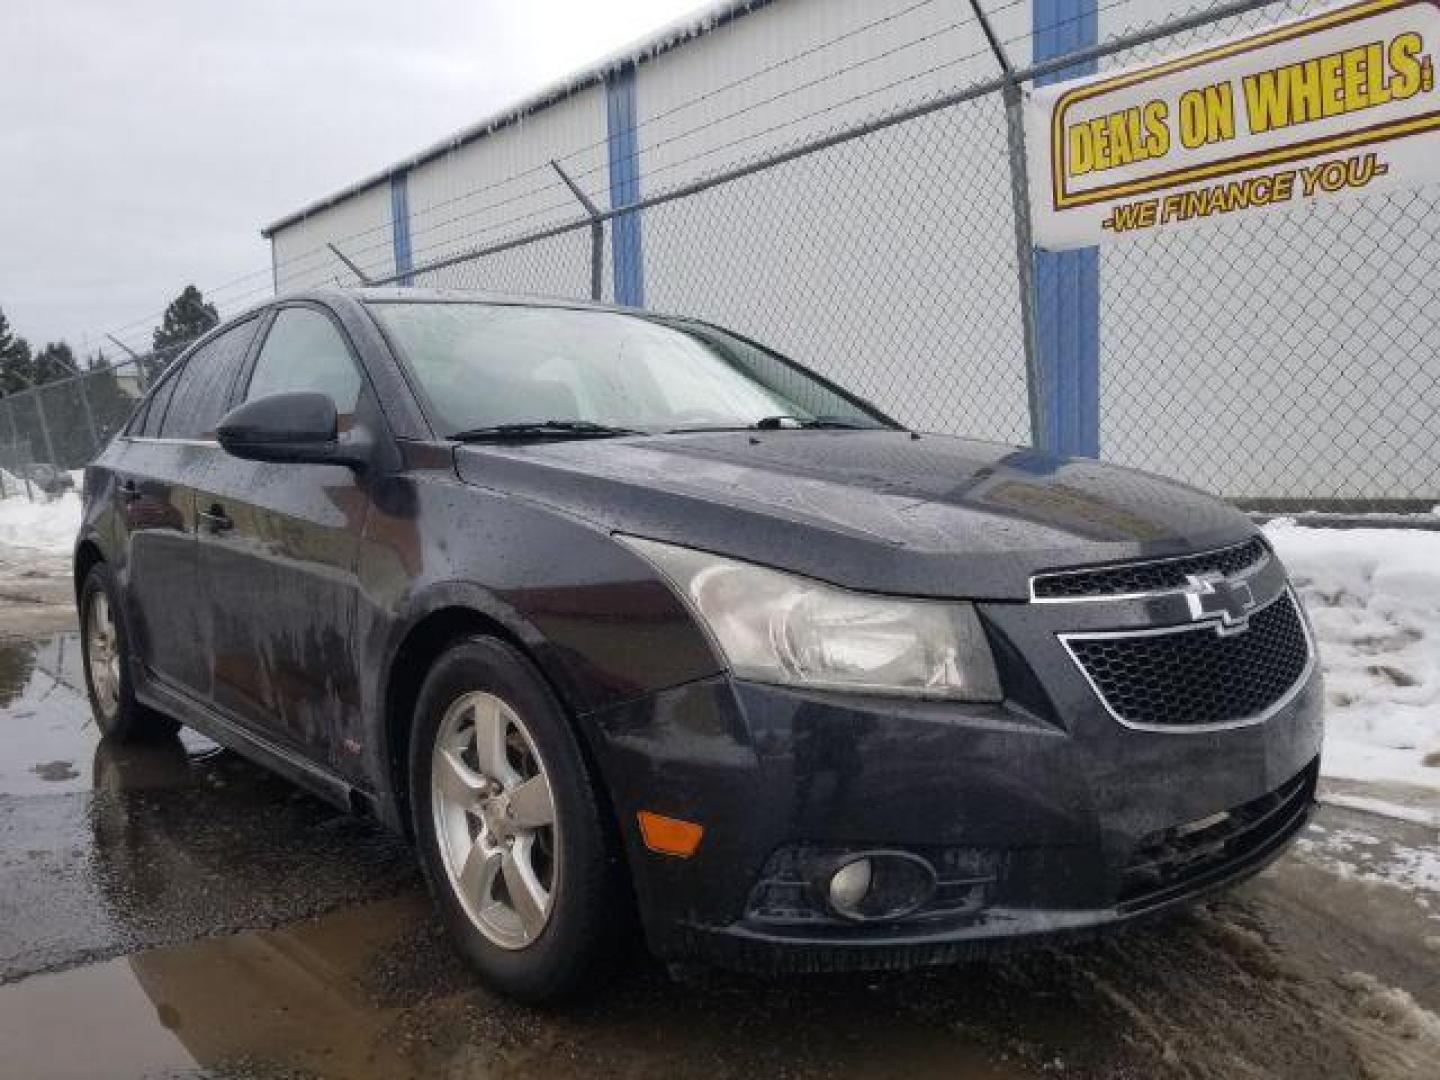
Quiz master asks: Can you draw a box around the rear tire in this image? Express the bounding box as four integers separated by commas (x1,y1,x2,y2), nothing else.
409,636,622,1003
79,563,179,742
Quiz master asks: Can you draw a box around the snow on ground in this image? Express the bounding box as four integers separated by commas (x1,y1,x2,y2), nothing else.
1321,793,1440,830
1296,822,1440,915
1265,521,1440,793
0,487,81,554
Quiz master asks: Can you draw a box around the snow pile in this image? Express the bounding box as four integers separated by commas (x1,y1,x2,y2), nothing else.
1297,824,1440,902
1321,792,1440,830
1265,522,1440,790
0,488,81,554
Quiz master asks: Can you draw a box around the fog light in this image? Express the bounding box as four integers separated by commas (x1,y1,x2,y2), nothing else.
828,858,873,914
825,852,936,922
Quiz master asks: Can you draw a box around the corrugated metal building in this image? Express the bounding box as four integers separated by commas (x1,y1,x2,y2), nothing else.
261,0,1439,507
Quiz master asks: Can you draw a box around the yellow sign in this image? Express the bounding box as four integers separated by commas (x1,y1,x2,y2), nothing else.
1027,0,1440,248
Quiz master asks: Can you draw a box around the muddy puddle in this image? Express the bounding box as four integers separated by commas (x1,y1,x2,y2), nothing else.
0,891,1046,1080
0,634,419,985
0,896,434,1080
0,634,217,796
5,873,1437,1080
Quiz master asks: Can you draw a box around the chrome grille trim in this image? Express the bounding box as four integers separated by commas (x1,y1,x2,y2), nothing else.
1030,536,1271,604
1058,588,1316,734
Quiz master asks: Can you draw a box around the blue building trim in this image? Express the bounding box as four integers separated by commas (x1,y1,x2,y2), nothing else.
1033,0,1099,457
605,65,645,307
390,172,413,285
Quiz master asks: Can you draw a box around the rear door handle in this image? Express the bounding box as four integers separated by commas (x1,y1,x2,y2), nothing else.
199,505,233,533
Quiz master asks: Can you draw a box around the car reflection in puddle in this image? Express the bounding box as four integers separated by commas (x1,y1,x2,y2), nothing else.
0,633,223,798
0,634,420,987
0,895,436,1080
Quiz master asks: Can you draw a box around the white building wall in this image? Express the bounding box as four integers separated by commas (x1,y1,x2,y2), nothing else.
402,87,610,298
632,0,1033,445
271,183,394,293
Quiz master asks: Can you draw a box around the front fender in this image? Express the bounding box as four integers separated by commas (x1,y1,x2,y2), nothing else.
353,471,723,827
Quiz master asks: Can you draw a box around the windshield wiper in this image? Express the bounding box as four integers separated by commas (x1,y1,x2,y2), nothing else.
757,415,871,430
668,415,872,433
449,420,647,441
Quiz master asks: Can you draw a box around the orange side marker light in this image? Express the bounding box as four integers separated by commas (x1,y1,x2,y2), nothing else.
637,811,704,858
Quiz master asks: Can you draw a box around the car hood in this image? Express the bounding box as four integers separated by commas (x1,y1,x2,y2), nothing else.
454,430,1255,600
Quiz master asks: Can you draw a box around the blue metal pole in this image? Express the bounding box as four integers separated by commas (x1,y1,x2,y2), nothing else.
1033,0,1099,456
605,65,646,307
390,172,414,286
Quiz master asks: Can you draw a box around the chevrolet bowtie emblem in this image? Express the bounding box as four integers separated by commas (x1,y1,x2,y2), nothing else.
1183,571,1256,633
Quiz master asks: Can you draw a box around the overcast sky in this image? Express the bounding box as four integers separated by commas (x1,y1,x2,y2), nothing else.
1,0,709,357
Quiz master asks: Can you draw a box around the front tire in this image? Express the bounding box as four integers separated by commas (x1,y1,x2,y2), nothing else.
79,563,179,742
409,636,621,1003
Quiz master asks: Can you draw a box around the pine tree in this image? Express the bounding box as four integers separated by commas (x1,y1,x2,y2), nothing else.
152,285,219,351
0,307,34,395
32,342,79,385
82,348,142,444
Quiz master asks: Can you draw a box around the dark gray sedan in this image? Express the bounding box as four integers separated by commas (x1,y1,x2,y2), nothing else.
74,289,1323,1001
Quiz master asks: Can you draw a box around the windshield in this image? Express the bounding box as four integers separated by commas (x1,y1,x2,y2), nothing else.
367,301,892,436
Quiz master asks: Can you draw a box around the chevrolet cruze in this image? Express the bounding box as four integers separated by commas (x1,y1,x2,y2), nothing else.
75,289,1323,1002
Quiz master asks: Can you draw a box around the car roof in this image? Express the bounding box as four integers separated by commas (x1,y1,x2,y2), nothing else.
170,287,684,374
285,286,649,318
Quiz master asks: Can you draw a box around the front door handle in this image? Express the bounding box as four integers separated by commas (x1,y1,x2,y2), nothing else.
199,505,233,533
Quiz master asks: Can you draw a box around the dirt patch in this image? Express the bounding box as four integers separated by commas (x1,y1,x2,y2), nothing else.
29,760,78,783
0,545,75,637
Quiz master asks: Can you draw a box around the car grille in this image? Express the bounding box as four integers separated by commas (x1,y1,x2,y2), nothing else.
1032,536,1269,600
1117,759,1316,911
1064,592,1311,728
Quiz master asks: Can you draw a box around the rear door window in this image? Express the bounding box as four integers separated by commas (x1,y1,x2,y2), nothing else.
126,391,152,437
157,319,260,439
138,372,180,437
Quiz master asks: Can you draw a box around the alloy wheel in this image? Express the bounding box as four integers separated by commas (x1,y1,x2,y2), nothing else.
86,591,122,721
430,690,559,950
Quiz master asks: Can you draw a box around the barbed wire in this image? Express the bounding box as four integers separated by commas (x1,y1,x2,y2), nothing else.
265,0,974,282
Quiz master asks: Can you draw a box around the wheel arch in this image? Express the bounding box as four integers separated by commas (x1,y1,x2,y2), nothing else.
73,536,107,601
378,592,598,841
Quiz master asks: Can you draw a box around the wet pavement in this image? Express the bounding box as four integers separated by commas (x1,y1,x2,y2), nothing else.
1,629,1438,1079
0,545,75,637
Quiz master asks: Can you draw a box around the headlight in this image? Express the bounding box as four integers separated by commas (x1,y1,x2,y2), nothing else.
620,536,1002,701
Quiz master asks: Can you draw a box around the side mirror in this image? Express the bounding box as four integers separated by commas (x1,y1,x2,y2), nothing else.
217,392,369,467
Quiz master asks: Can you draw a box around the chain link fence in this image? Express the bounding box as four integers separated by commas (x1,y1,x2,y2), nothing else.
1087,0,1440,510
4,0,1436,513
0,356,153,484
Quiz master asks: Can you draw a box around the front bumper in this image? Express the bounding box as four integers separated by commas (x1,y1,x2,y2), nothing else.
584,577,1325,971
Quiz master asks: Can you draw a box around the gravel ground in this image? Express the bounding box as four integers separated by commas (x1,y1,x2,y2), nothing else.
0,544,75,637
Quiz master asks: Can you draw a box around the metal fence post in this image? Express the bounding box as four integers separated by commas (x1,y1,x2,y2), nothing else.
970,0,1048,451
76,374,100,459
550,160,605,301
0,400,12,497
32,390,57,467
1002,82,1048,453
